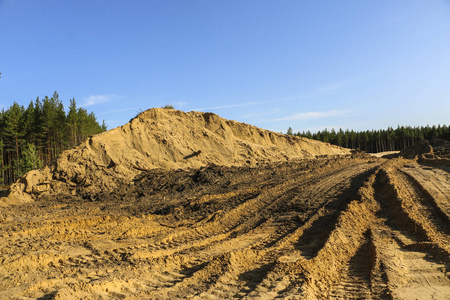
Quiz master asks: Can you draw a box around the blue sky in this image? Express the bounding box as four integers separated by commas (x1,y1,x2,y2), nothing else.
1,1,449,133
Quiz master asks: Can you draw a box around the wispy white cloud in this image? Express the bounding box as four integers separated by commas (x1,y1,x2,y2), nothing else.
174,101,187,108
314,81,349,94
99,107,137,116
273,110,351,121
239,108,282,119
192,101,264,112
257,79,353,106
300,80,354,98
82,94,116,107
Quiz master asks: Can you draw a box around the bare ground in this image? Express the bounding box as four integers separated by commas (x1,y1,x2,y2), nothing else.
1,156,449,299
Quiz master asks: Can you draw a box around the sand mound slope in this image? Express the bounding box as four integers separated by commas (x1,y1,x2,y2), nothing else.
400,139,450,165
2,108,349,203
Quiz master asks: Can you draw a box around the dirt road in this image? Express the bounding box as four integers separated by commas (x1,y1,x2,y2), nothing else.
1,156,449,299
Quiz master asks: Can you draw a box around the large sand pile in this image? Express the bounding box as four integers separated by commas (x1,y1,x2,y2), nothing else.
1,108,349,204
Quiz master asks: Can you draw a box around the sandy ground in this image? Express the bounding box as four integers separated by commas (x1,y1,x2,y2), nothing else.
369,151,400,158
1,156,449,299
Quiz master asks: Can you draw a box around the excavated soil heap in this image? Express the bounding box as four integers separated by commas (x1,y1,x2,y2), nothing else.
400,139,450,165
1,108,349,205
400,140,434,159
1,109,449,299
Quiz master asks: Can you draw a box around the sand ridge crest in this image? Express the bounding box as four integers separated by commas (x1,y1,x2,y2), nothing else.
2,108,349,203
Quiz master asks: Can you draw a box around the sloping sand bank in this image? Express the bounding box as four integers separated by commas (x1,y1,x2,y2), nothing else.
2,108,348,204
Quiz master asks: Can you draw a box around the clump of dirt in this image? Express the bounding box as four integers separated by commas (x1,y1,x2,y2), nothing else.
1,108,349,205
400,139,450,165
400,140,434,159
421,139,450,165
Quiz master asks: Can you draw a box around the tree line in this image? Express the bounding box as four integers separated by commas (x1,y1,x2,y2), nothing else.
1,92,106,185
288,125,450,153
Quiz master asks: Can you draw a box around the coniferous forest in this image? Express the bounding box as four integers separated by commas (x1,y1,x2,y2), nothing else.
0,92,106,185
291,125,450,153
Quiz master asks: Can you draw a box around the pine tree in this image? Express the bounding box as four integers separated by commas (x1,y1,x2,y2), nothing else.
67,98,78,148
287,127,293,135
0,93,106,185
16,143,42,177
0,110,4,185
297,124,448,153
0,138,6,185
101,120,108,132
22,101,36,143
42,93,66,162
3,102,25,182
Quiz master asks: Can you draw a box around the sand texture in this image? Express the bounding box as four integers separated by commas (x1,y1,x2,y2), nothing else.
0,109,449,299
2,108,349,205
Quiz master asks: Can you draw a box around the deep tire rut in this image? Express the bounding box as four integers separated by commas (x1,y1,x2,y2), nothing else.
2,157,450,299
